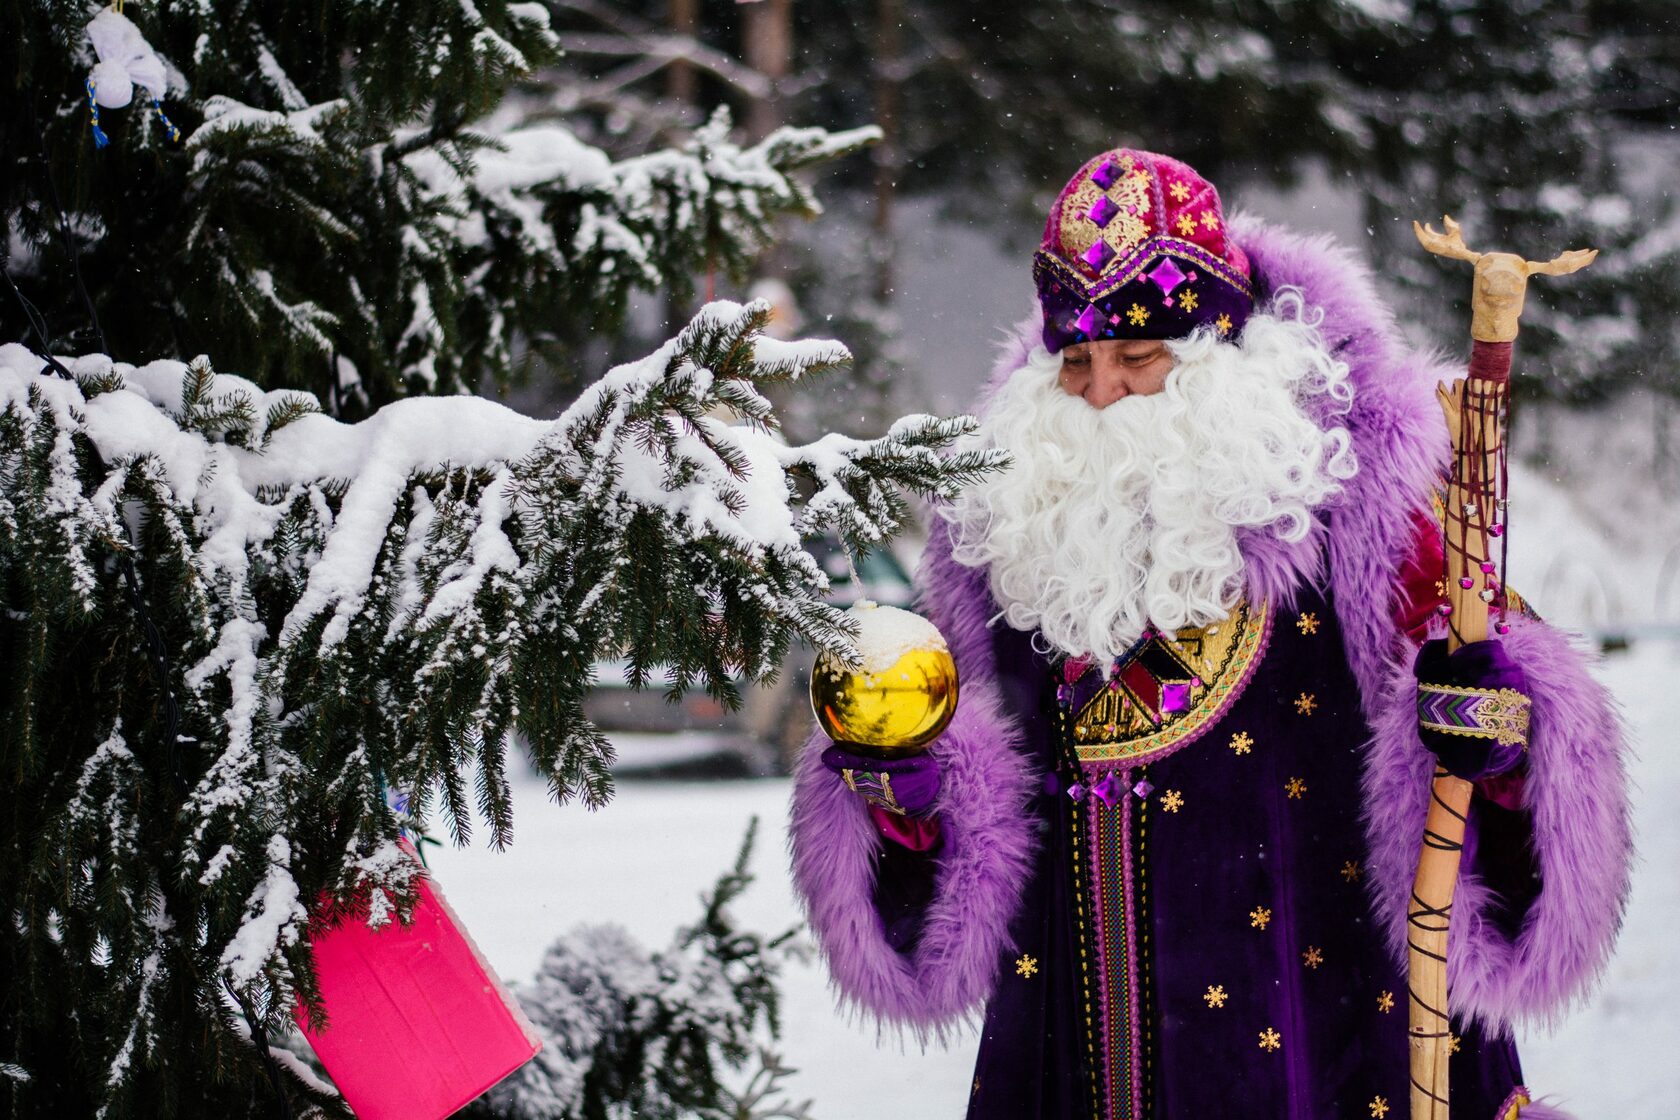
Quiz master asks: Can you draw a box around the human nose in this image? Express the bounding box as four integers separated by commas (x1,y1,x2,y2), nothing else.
1083,353,1134,408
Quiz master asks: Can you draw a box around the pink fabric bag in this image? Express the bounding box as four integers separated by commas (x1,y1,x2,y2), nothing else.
296,844,540,1118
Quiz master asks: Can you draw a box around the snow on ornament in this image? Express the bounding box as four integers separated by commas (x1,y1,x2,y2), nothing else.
84,8,180,147
809,600,959,759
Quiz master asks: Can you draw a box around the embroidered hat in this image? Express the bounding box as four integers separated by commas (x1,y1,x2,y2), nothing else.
1033,149,1254,353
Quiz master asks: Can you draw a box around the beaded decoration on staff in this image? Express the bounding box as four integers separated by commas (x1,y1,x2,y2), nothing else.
1408,215,1595,1120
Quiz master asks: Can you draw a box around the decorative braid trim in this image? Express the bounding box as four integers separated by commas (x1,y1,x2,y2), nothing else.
839,768,906,815
1417,682,1531,748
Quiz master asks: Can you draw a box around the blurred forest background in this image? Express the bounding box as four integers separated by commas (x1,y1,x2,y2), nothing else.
530,0,1680,421
537,0,1680,635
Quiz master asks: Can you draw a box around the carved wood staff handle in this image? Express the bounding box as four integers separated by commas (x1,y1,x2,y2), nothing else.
1407,217,1595,1120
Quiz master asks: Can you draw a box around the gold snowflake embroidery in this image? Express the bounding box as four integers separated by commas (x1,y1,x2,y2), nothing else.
1202,210,1220,231
1258,1027,1282,1052
1127,303,1149,326
1179,289,1199,312
1160,789,1184,813
1370,1097,1390,1118
1449,1033,1462,1055
1176,214,1197,237
1229,731,1254,756
1216,312,1233,335
1015,954,1038,978
1296,612,1320,635
1295,692,1318,716
1203,984,1228,1008
1249,906,1272,930
1169,181,1191,202
1341,860,1362,883
1377,990,1395,1013
1285,776,1308,800
1435,578,1447,597
1302,945,1324,970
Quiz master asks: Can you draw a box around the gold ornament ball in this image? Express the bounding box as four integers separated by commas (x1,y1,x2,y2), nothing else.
810,601,959,758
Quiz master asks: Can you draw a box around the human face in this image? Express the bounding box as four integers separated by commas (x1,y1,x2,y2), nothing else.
1056,339,1175,407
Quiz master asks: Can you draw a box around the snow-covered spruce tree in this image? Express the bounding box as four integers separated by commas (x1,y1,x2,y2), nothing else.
1,2,874,416
0,296,996,1116
468,820,812,1120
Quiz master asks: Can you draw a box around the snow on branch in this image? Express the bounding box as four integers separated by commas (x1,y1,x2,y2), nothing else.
0,300,994,1032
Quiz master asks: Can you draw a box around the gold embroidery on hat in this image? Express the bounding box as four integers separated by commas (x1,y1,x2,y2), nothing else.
1059,154,1153,276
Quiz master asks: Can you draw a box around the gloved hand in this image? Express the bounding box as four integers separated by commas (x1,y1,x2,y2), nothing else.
1414,637,1531,781
821,744,941,817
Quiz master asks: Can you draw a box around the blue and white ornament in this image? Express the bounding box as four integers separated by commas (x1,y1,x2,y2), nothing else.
87,9,166,110
85,8,179,147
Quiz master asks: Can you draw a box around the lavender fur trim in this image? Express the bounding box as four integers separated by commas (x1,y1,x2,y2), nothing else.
1361,617,1632,1031
787,679,1037,1035
1510,1097,1575,1120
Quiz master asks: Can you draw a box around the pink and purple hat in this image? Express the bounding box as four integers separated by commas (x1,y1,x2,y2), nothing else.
1033,149,1254,353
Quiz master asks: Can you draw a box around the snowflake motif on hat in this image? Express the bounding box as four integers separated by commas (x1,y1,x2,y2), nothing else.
1032,148,1255,352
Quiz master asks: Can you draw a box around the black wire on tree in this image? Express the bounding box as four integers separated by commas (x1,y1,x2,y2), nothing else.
6,91,297,1118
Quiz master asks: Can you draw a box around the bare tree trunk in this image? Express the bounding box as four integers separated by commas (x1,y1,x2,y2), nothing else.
740,0,792,141
666,0,700,106
871,0,902,304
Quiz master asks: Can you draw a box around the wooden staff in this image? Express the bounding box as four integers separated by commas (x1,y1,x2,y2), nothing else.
1407,216,1596,1119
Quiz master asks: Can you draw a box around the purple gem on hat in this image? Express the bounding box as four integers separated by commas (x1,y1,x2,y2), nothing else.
1132,779,1155,799
1075,304,1101,336
1146,256,1188,295
1082,239,1115,272
1090,159,1123,190
1087,195,1120,228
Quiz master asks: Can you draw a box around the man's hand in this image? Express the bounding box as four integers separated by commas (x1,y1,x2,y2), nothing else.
1414,638,1531,780
821,744,941,817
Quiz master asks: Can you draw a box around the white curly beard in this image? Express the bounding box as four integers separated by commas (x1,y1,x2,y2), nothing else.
939,293,1359,664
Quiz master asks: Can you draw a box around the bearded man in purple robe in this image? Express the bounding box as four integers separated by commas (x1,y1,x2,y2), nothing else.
788,149,1633,1119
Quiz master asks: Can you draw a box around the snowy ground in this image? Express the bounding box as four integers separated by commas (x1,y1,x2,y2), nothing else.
429,639,1680,1118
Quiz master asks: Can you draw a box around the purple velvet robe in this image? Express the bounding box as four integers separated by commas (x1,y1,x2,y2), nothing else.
787,219,1632,1119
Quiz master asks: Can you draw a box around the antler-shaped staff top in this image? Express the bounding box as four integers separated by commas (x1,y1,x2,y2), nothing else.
1413,215,1598,343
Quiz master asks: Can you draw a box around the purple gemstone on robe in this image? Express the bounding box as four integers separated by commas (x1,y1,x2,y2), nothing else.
1087,195,1120,228
1082,239,1115,271
1075,304,1100,336
1091,774,1120,806
1090,159,1122,190
1132,779,1154,799
1067,782,1087,801
1161,681,1194,714
1146,257,1188,295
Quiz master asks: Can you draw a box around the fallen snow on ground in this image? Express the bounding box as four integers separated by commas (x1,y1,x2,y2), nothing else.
429,640,1679,1118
